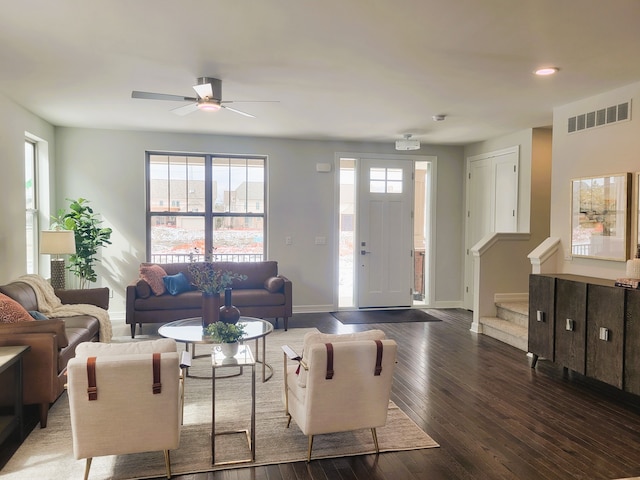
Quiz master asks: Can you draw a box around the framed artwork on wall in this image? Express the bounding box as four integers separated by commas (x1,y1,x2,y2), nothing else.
570,172,631,261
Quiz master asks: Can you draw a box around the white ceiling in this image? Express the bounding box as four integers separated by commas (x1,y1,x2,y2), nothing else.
1,0,639,145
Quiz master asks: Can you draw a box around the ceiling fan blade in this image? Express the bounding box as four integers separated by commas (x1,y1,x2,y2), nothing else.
171,103,200,116
132,91,198,102
193,83,213,100
222,105,256,118
221,100,280,104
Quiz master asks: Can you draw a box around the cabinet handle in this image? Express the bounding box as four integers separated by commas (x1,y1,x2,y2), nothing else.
536,310,545,322
599,327,610,342
566,319,575,331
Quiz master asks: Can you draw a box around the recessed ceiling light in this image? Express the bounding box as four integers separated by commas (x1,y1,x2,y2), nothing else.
534,67,559,76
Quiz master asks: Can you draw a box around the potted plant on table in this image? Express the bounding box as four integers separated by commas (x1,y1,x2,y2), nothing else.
188,252,247,327
206,322,246,358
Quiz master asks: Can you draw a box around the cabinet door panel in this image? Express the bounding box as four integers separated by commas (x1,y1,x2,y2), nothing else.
586,285,624,388
555,280,587,373
625,289,640,395
528,275,555,360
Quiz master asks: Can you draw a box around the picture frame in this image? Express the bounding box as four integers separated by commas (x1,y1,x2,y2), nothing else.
570,172,631,261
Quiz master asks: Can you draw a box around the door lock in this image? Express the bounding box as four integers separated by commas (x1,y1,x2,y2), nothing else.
360,250,371,255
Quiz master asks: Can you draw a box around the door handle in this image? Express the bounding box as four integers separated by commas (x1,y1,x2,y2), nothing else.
360,250,371,255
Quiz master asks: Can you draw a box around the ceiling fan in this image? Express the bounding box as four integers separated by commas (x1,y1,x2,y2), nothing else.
131,77,274,118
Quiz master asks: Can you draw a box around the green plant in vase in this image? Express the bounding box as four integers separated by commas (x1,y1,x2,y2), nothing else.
206,322,246,358
206,321,246,343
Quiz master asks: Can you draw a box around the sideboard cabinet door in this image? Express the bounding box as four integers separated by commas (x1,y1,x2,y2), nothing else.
625,289,640,395
586,284,625,388
528,274,555,362
555,279,587,374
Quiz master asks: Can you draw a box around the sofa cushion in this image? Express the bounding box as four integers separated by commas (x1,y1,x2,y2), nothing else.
139,264,167,296
264,276,284,293
0,293,35,323
163,272,192,296
297,329,387,387
135,290,202,311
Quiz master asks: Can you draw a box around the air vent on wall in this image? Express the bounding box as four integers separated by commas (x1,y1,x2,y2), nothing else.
567,100,631,134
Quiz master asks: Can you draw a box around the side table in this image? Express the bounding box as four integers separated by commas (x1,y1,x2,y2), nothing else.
0,345,30,444
211,344,256,465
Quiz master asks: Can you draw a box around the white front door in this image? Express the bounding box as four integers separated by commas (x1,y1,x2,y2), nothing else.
357,158,413,308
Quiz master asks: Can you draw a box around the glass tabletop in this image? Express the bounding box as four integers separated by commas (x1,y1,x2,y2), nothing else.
158,317,274,344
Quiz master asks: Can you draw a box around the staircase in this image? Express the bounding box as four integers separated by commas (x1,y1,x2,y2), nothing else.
479,301,528,351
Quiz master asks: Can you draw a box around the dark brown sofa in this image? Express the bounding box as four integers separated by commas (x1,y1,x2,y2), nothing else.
126,261,292,337
0,281,109,428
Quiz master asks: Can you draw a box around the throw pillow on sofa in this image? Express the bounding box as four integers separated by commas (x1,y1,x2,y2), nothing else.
139,264,168,296
163,272,192,296
264,276,284,293
0,293,35,323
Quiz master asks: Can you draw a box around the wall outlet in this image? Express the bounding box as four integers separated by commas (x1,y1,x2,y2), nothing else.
564,250,573,261
285,236,292,245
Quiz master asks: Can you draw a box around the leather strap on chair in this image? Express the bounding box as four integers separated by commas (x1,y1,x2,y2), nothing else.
374,340,383,376
87,357,98,401
152,353,162,394
325,343,334,379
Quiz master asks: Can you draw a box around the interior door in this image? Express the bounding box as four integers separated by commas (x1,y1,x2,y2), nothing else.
357,158,413,308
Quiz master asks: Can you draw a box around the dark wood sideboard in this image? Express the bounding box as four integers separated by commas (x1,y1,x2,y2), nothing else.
528,273,640,395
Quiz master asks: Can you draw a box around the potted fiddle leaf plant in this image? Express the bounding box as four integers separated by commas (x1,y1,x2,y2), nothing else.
51,198,112,289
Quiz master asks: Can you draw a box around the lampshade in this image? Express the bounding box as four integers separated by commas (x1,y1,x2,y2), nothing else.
40,230,76,255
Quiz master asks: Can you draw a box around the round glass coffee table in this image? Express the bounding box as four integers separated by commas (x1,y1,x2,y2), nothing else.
158,317,274,382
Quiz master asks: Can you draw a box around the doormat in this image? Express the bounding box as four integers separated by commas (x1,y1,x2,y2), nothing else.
331,309,442,324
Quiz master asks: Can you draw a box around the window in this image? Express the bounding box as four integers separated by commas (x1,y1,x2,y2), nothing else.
147,153,266,263
369,167,403,193
25,140,38,273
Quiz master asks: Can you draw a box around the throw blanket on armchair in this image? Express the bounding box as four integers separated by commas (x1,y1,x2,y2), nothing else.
18,274,113,342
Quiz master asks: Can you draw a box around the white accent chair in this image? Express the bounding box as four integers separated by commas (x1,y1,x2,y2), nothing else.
67,338,189,479
282,330,397,461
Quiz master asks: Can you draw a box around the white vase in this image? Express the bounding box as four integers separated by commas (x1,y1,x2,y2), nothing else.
220,342,239,358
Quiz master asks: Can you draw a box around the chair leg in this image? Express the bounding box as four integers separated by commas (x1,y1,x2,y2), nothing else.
164,450,171,479
83,458,92,480
307,435,314,462
371,428,380,454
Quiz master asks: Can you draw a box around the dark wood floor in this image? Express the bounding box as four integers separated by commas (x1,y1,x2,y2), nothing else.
4,309,640,479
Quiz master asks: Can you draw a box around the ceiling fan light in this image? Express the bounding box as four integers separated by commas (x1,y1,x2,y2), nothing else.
197,100,221,112
534,67,559,76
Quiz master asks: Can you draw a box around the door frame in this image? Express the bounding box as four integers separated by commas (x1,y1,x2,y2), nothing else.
334,152,437,310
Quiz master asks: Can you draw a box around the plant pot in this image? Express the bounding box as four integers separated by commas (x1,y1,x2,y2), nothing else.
201,292,220,328
220,342,239,358
219,287,241,324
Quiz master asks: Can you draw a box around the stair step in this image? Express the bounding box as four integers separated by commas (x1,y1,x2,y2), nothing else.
480,316,528,352
495,302,529,327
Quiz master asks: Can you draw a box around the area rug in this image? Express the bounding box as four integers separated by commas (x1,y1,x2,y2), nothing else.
331,308,442,324
1,327,438,479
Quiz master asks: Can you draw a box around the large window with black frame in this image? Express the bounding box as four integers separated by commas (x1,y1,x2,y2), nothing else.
147,153,265,263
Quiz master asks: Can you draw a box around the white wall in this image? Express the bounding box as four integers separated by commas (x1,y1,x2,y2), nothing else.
53,128,465,316
0,93,55,281
551,81,640,279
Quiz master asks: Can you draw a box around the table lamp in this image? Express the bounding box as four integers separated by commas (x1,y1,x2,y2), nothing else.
40,230,76,290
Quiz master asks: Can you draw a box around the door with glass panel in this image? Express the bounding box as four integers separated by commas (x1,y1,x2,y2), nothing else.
357,158,413,308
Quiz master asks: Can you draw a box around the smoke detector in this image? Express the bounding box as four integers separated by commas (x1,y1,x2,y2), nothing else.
395,134,420,151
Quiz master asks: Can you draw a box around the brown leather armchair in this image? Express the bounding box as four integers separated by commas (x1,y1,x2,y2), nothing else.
0,281,109,427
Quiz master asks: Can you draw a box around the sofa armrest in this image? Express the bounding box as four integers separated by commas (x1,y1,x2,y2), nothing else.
55,287,109,310
278,275,293,317
0,332,61,405
0,318,69,348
